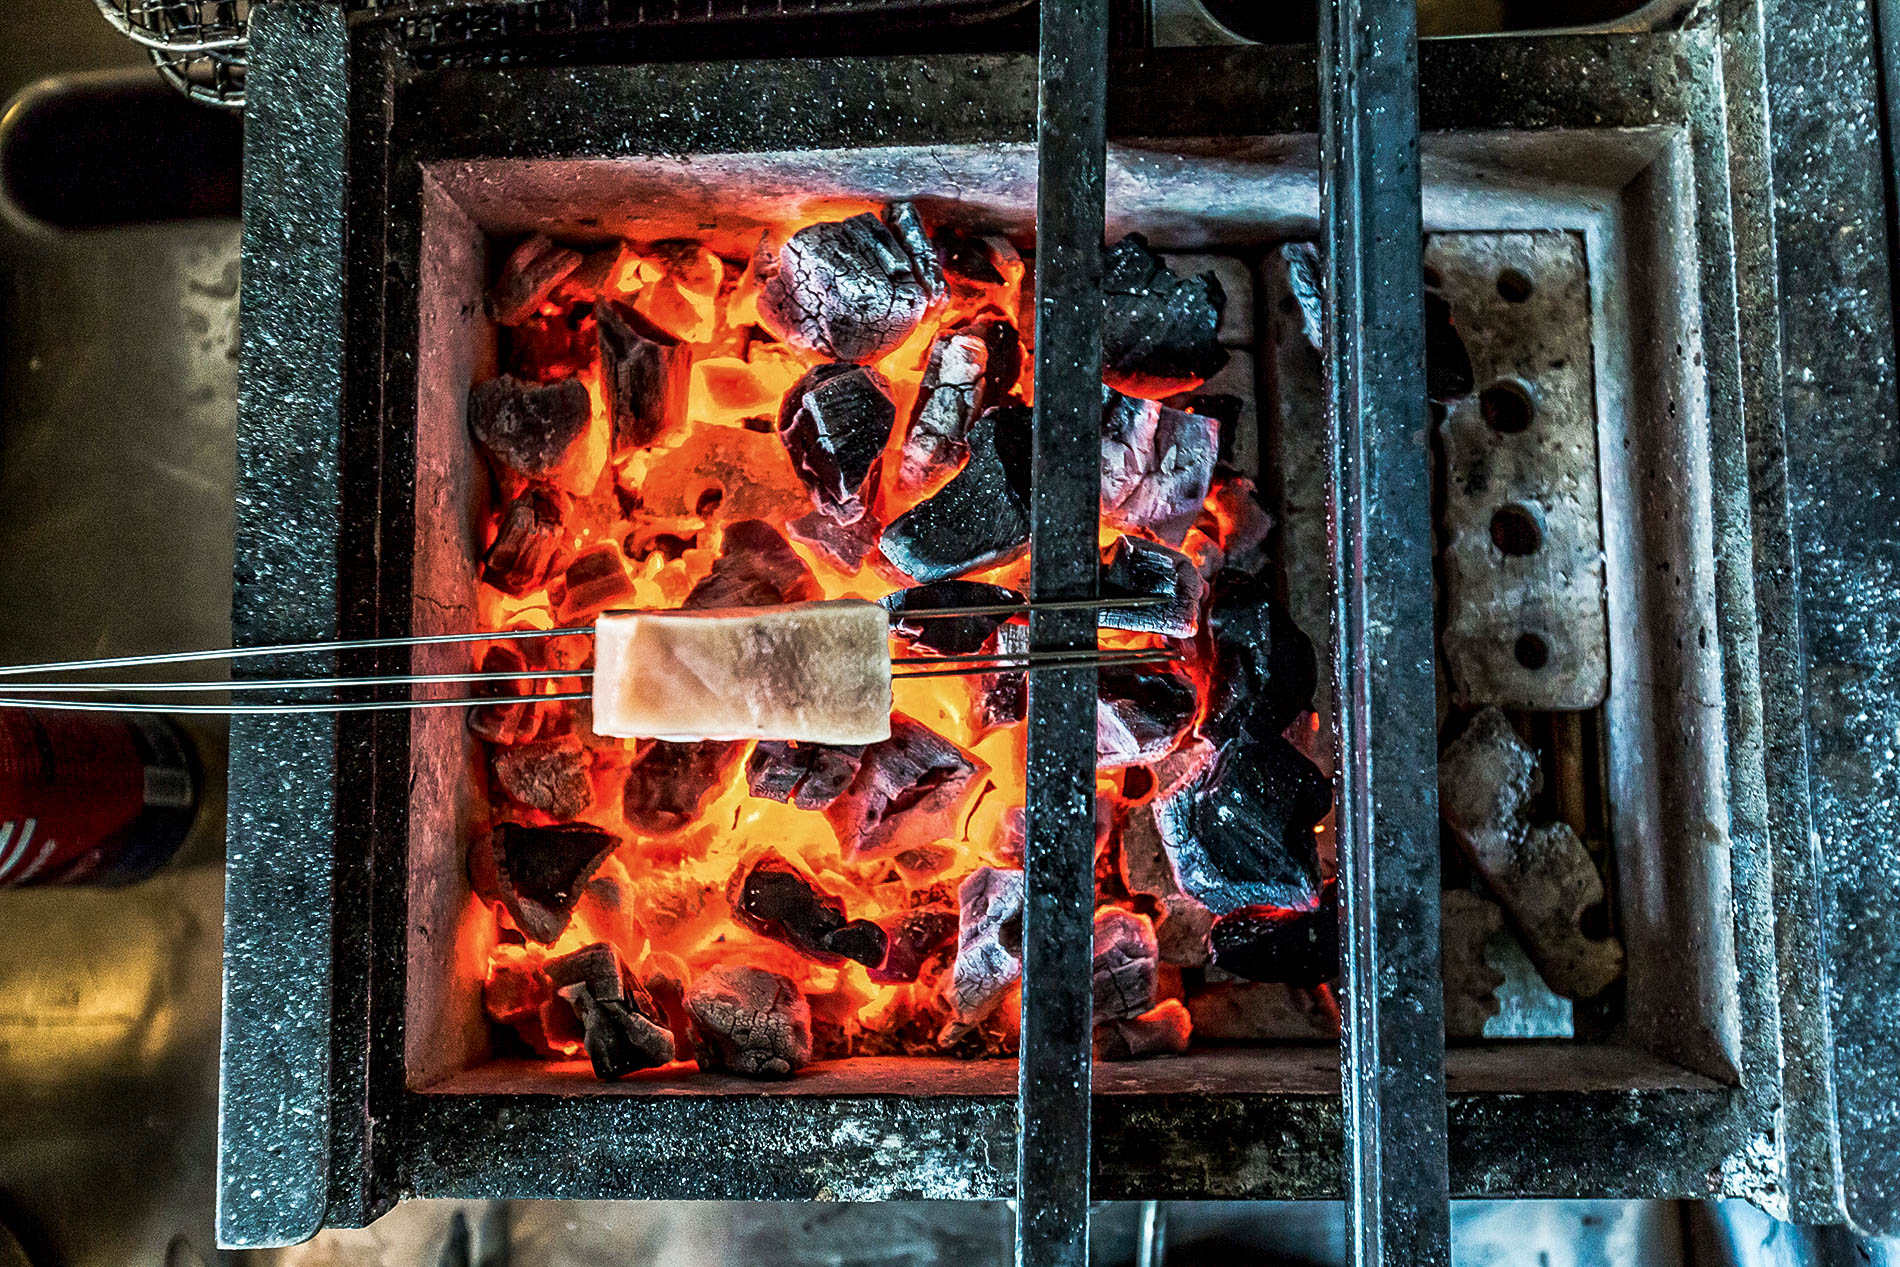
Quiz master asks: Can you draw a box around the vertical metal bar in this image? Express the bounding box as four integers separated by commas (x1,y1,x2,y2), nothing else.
1020,0,1109,1262
1317,0,1450,1263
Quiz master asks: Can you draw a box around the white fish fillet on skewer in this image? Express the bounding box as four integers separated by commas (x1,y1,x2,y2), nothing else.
592,600,894,744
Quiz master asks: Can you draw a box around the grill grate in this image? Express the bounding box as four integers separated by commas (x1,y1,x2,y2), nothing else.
93,0,1028,106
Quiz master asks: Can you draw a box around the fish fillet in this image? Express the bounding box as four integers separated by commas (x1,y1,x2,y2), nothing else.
592,600,893,744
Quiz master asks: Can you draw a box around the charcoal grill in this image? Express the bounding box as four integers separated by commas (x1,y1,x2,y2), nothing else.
218,2,1900,1263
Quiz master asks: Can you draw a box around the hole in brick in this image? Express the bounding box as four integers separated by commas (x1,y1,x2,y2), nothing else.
1514,632,1551,670
1490,502,1544,556
1496,268,1534,303
1480,380,1534,433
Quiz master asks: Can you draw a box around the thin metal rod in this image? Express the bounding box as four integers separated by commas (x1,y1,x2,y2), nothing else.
891,646,1181,668
0,597,1165,681
0,669,588,695
1318,0,1451,1257
0,692,597,716
894,649,1179,680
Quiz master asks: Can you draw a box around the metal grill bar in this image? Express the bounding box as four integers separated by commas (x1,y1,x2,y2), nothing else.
1317,0,1451,1262
1019,0,1110,1259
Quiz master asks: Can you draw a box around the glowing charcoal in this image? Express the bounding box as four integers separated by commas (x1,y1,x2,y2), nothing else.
596,299,690,453
591,600,894,744
1101,233,1228,398
1099,536,1204,638
776,362,897,525
878,404,1032,583
468,375,591,482
755,212,931,364
489,234,582,326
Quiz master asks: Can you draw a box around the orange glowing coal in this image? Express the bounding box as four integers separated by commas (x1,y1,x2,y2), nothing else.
465,215,1276,1074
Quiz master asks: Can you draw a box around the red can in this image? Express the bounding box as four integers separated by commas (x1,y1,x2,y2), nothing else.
0,710,198,887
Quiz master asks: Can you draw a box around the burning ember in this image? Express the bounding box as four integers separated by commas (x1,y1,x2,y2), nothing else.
461,205,1332,1080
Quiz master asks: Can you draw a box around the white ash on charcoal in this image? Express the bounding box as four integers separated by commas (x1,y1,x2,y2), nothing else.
491,739,594,820
1439,707,1624,1000
489,234,583,326
1096,666,1198,769
879,403,1032,583
867,906,960,984
1153,734,1330,915
1099,536,1205,638
745,739,866,810
1203,568,1318,744
1093,907,1160,1021
482,490,566,596
592,601,892,745
882,201,947,306
824,714,988,859
727,850,888,968
776,363,897,525
681,519,820,610
880,580,1024,656
1187,979,1339,1041
1101,234,1229,399
755,207,935,364
546,942,677,1080
1441,888,1506,1038
554,544,635,622
1095,999,1192,1061
936,231,1024,317
896,320,1023,494
1115,801,1214,967
468,374,592,482
596,299,690,454
1207,881,1338,987
972,623,1029,732
686,964,813,1078
621,739,743,835
938,866,1024,1046
1165,350,1259,473
1100,389,1220,547
480,821,619,944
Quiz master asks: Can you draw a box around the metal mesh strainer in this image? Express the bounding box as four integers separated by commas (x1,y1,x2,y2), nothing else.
93,0,251,106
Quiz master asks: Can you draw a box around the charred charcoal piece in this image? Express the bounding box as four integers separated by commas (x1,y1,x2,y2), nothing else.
682,519,821,611
973,623,1028,732
1165,391,1245,462
509,306,595,382
686,964,812,1078
1099,390,1219,546
489,821,618,944
1095,999,1192,1061
1116,802,1214,966
1439,708,1625,1000
880,404,1032,583
745,740,867,810
1204,568,1318,743
1442,888,1506,1037
1101,233,1229,398
469,375,591,482
1204,475,1273,575
489,234,583,326
756,214,930,364
937,232,1024,314
621,739,742,834
596,299,690,453
484,958,560,1055
1093,907,1160,1021
547,943,676,1079
468,644,543,745
882,201,946,306
482,490,565,596
1097,667,1197,769
1209,882,1339,987
787,507,879,572
938,866,1024,1044
728,851,888,967
1154,736,1329,915
880,581,1024,656
776,362,897,524
897,320,1021,493
555,544,634,621
825,714,987,859
868,907,959,984
1100,536,1204,638
492,739,593,820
